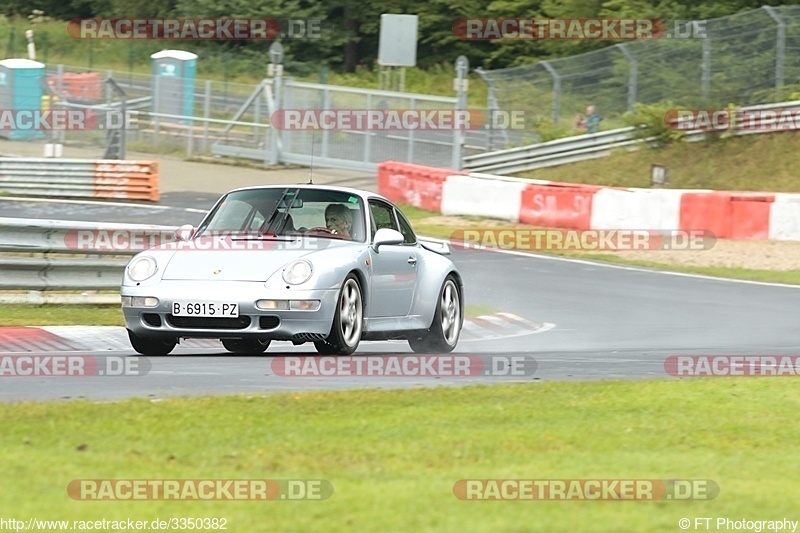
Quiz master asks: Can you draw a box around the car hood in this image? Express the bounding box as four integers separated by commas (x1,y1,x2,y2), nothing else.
161,248,311,281
158,238,359,281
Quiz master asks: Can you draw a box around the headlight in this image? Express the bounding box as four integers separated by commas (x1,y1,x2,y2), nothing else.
282,260,313,285
128,256,157,282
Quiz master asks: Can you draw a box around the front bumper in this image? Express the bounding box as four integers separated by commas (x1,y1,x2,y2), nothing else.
122,280,338,341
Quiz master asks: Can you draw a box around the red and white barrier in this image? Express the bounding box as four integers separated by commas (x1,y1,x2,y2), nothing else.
377,161,800,241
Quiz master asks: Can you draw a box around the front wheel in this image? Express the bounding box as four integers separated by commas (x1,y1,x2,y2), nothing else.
408,276,462,353
127,330,177,356
316,274,363,355
221,338,271,355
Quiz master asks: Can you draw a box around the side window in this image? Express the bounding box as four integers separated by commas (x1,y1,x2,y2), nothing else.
369,201,398,240
395,210,416,244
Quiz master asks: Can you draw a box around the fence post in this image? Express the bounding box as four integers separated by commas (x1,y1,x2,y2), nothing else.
452,55,469,170
363,93,372,164
697,21,711,105
203,80,211,152
407,96,416,162
541,61,560,125
270,75,282,165
617,44,637,112
187,115,194,158
764,6,785,97
321,87,330,159
152,75,160,145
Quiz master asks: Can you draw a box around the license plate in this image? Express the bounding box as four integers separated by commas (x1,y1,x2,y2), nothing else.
172,301,239,317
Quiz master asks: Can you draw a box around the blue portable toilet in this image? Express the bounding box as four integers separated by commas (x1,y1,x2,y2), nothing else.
0,58,45,140
151,50,197,123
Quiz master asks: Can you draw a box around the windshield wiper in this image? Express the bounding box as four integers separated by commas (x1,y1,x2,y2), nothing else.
258,188,292,235
276,188,300,235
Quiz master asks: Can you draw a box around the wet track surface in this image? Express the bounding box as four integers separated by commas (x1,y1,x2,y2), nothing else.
3,197,800,401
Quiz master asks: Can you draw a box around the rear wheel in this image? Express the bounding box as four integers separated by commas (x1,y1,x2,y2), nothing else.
221,338,271,355
315,275,363,355
408,276,462,353
127,330,177,356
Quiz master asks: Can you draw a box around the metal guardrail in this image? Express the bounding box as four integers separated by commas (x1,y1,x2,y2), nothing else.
463,100,800,174
0,218,450,292
0,218,176,291
0,158,159,201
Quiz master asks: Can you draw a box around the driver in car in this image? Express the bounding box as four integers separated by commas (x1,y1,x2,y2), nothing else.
325,204,353,238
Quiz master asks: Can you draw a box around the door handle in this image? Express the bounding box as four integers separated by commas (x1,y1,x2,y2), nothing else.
407,256,417,266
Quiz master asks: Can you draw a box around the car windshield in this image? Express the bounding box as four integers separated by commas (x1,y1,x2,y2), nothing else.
195,188,367,242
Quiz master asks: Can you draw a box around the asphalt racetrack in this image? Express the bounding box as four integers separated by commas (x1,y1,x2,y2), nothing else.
3,196,800,402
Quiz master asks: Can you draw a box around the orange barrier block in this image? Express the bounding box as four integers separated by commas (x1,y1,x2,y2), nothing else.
93,161,159,202
729,194,773,240
679,192,732,238
377,161,462,212
519,183,599,229
679,192,773,240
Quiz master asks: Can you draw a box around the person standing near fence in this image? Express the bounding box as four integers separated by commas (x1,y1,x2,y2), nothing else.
585,105,602,133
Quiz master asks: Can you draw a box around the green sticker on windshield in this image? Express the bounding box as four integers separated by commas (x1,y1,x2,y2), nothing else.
348,196,359,204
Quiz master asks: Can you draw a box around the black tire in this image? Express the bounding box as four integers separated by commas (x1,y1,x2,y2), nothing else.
316,274,363,355
221,338,271,355
408,276,462,354
127,329,177,356
313,341,340,355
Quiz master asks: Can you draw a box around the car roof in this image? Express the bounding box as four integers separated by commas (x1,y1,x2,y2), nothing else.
226,183,392,204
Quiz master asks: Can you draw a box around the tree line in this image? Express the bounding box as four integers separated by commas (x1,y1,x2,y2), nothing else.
2,0,796,72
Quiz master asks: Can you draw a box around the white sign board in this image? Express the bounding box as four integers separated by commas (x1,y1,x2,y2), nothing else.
378,14,418,67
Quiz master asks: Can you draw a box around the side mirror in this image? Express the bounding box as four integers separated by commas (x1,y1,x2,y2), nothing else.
372,228,404,252
176,224,195,241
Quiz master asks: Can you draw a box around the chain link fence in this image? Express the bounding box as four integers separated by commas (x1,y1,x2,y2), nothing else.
25,62,539,170
476,6,800,131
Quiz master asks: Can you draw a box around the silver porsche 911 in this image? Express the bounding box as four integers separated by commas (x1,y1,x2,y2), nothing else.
121,185,464,356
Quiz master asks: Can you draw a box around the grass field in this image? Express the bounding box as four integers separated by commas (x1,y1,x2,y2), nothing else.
0,303,498,327
1,380,797,530
516,130,800,193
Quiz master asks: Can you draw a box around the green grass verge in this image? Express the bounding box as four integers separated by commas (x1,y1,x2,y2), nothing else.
516,131,800,192
0,304,493,326
0,305,124,326
1,380,797,530
400,205,800,285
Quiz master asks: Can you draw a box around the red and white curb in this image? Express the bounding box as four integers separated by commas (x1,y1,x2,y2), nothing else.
0,313,550,353
460,313,552,341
